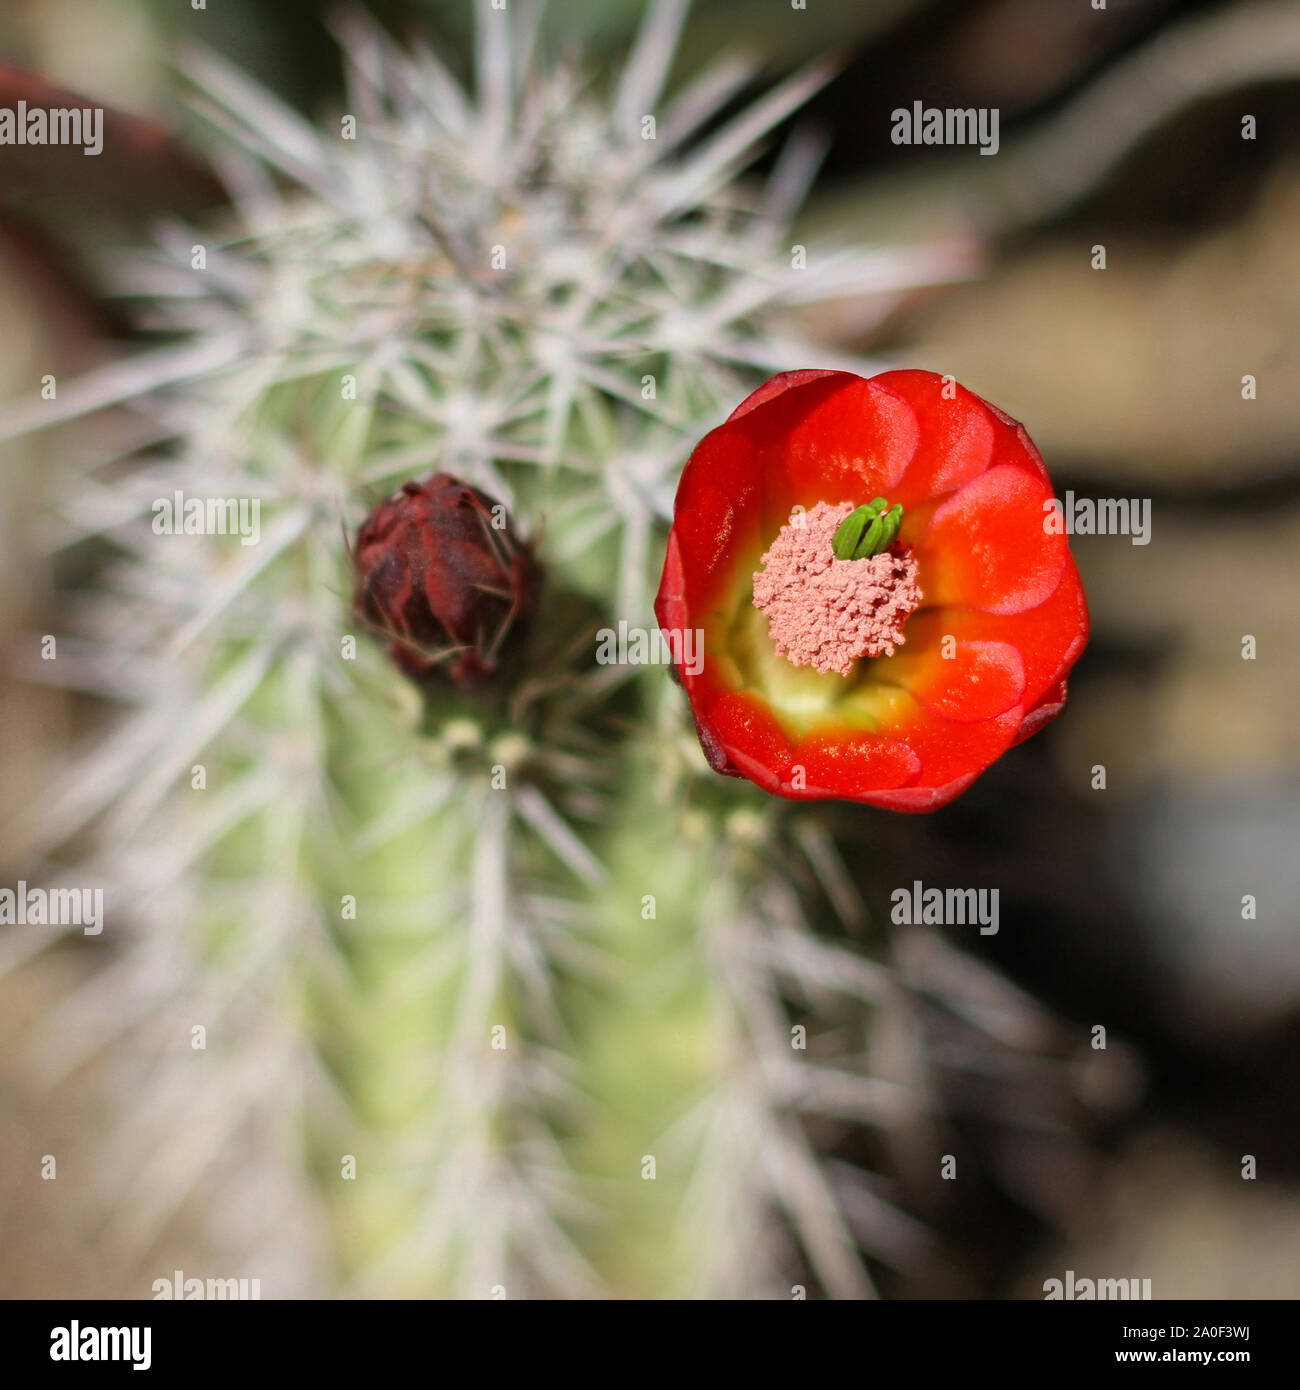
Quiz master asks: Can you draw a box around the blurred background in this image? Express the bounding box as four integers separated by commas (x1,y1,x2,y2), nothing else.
1,0,1298,1298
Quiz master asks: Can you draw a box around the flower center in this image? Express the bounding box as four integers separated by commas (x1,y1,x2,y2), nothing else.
752,501,922,677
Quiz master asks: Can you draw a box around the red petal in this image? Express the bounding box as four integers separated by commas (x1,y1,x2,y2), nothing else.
788,729,920,799
854,773,982,813
704,690,793,791
983,401,1052,484
654,529,688,637
721,373,918,521
873,369,996,505
880,636,1026,722
924,558,1088,709
885,699,1024,788
1012,680,1068,745
726,368,848,422
917,464,1066,614
667,427,764,609
774,376,919,508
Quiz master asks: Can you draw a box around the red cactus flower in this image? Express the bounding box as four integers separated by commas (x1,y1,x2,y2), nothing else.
654,369,1088,811
354,472,539,690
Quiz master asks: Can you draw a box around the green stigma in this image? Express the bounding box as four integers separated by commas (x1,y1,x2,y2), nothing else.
831,499,904,560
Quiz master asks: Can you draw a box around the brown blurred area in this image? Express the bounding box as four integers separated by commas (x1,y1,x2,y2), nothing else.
808,0,1300,1298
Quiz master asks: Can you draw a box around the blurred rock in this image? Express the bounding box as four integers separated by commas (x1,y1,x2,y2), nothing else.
900,169,1300,486
1019,1131,1300,1299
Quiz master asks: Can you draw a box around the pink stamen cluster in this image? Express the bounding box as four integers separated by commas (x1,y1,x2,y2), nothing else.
752,501,922,676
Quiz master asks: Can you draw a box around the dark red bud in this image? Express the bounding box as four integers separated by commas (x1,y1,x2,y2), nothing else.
353,472,539,690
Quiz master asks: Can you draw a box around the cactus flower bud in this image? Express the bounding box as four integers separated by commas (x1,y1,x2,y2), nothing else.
353,472,539,690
